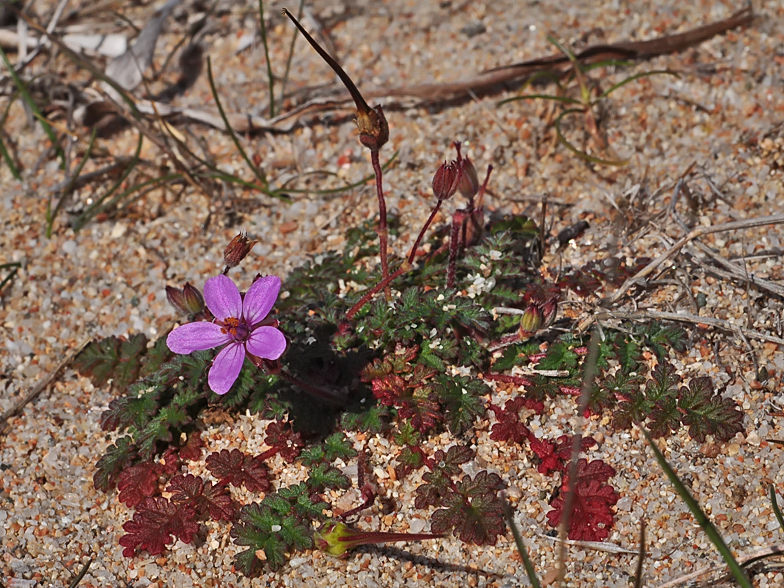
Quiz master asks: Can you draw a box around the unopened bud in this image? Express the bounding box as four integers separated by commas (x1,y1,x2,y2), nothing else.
166,282,205,316
454,143,479,199
224,233,257,269
541,296,559,329
356,105,389,151
519,305,544,339
432,161,460,201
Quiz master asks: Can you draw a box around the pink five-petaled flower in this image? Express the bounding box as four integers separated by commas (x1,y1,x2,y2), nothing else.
167,275,287,395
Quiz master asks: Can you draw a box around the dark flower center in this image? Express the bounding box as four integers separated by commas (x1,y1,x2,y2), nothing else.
220,316,250,342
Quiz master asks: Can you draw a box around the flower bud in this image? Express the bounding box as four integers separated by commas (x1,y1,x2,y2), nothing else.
454,143,479,199
519,305,544,340
432,161,460,201
541,296,559,329
224,233,257,269
166,282,205,316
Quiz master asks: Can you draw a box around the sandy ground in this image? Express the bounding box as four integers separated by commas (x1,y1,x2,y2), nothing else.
1,0,783,586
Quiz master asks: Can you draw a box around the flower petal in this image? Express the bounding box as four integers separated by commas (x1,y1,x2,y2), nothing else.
246,326,287,360
243,275,281,326
167,322,231,354
204,275,242,321
208,342,245,395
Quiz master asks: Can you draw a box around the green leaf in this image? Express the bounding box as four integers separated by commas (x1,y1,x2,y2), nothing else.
537,341,578,371
433,375,488,436
322,432,358,462
678,377,744,442
307,463,351,491
93,436,137,491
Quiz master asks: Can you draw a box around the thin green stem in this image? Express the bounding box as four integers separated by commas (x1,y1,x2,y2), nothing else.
258,0,276,118
279,0,305,108
47,127,98,237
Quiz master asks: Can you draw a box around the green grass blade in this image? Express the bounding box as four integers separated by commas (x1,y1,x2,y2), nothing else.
771,484,784,533
72,133,144,232
499,93,582,107
280,150,399,195
206,57,284,198
0,45,63,166
279,0,305,107
0,131,21,180
0,90,21,179
546,35,577,62
643,428,753,588
258,0,276,118
0,262,21,293
554,109,628,167
67,558,92,588
599,69,679,100
502,499,541,588
46,127,98,237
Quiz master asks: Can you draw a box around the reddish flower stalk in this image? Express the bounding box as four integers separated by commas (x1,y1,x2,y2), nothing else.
482,373,534,387
277,369,347,406
407,200,442,265
344,263,410,321
314,520,443,558
371,150,390,288
446,209,467,288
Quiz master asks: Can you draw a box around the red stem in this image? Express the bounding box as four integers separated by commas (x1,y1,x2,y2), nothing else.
371,150,389,287
345,263,409,321
483,373,533,387
338,531,444,545
278,369,347,406
407,199,442,265
447,210,467,288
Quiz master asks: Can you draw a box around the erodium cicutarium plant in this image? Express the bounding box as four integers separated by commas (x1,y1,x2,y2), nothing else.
73,9,746,576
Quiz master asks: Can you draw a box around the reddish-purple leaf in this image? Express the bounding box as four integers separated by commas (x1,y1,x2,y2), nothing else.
430,472,506,545
119,497,199,557
167,473,236,522
178,431,204,462
488,399,532,445
117,462,161,507
546,478,619,541
546,458,619,541
206,449,271,492
264,421,304,462
528,437,562,475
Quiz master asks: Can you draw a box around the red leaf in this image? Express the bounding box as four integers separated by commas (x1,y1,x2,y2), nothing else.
119,497,199,557
206,449,271,492
178,431,204,462
264,421,304,462
488,399,532,445
168,474,236,522
528,437,562,475
117,462,161,507
546,459,619,541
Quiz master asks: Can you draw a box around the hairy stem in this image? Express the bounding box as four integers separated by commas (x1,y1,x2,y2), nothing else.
370,149,390,288
447,210,467,288
407,199,442,265
344,263,409,321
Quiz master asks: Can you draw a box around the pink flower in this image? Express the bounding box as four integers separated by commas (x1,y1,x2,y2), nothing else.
167,275,287,394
